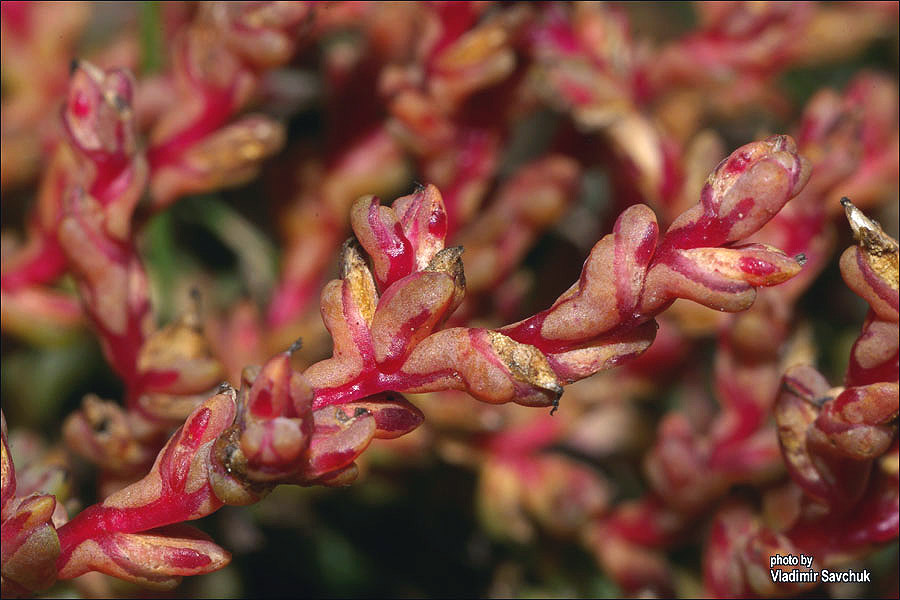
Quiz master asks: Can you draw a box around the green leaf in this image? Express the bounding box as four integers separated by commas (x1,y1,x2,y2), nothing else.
142,209,180,323
139,1,164,74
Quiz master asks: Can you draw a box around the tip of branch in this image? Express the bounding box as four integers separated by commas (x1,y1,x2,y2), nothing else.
70,58,80,75
842,197,869,238
339,238,367,279
288,338,303,355
549,395,561,416
794,253,807,266
842,197,898,255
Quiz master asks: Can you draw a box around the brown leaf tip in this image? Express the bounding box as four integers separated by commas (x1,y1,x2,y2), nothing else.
426,246,466,290
487,331,563,396
339,239,368,278
842,197,899,290
842,198,899,255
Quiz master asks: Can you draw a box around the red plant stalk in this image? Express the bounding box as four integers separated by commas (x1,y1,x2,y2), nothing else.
644,71,896,507
1,412,68,596
268,1,525,332
45,63,224,495
0,1,90,190
0,59,142,342
145,1,310,210
381,1,528,238
703,199,899,597
576,74,897,594
647,2,896,126
378,133,817,586
335,135,802,591
3,132,809,591
469,73,895,590
53,63,151,401
1,2,314,345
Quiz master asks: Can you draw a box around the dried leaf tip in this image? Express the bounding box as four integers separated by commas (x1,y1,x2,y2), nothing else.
842,197,899,255
425,246,465,274
339,239,368,278
487,330,564,397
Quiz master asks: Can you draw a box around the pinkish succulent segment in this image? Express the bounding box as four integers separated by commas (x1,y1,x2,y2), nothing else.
53,63,152,399
1,61,144,299
1,412,63,597
41,130,810,586
55,391,236,587
146,2,309,209
701,200,898,596
56,63,225,407
500,136,808,386
773,201,897,516
3,47,819,589
4,3,900,595
311,138,808,414
52,346,406,589
59,187,152,393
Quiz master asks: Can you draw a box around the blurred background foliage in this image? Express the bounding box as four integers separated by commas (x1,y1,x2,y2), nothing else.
1,2,898,598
